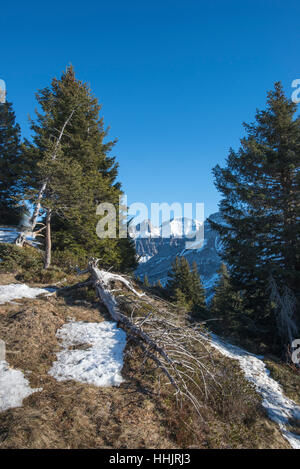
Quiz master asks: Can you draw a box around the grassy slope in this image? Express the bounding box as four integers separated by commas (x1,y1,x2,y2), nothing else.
0,263,290,449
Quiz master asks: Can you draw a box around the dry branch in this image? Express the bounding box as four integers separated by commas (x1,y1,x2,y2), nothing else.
88,258,215,414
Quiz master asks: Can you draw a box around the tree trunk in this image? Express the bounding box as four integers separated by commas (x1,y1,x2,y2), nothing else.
44,209,52,269
29,107,78,232
30,181,48,231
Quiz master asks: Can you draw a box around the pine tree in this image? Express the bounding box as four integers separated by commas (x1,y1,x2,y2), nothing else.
210,263,244,333
167,257,206,318
143,274,150,287
210,83,300,335
0,101,25,225
24,66,137,271
190,261,206,319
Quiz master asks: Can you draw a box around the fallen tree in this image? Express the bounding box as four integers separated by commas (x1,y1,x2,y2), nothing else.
88,258,216,414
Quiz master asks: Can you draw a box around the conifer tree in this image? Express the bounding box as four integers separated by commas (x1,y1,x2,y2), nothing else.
211,83,300,334
143,274,150,287
24,66,137,271
190,261,206,319
0,101,25,225
210,263,244,333
167,257,206,318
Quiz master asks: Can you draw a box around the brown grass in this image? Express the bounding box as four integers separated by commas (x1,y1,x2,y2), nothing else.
0,273,291,449
0,277,175,449
264,358,300,406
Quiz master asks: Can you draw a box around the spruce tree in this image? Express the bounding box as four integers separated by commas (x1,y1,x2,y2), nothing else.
24,66,137,271
210,263,244,333
167,257,206,318
0,101,24,225
210,83,300,336
190,261,206,319
143,274,150,287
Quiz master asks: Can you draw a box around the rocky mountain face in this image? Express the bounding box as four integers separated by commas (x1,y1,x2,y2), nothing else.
132,212,223,299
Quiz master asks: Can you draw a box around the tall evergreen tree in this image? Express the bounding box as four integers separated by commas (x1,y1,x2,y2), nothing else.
143,274,150,287
210,263,244,333
24,66,137,271
0,101,25,225
210,83,300,336
190,261,206,319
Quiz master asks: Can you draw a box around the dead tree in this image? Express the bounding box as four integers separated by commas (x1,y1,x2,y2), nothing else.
88,258,215,414
14,107,78,250
29,107,78,232
44,209,52,269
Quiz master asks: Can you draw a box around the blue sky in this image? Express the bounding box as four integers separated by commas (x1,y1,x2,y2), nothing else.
1,0,299,218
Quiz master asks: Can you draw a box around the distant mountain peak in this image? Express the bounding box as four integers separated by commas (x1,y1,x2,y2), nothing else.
130,217,203,239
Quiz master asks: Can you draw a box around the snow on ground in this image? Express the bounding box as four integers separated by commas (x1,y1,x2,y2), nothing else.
49,321,127,387
0,284,55,305
0,227,41,246
0,227,19,244
0,361,41,412
208,333,300,449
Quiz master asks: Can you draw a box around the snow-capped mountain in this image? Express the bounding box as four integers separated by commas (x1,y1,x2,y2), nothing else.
134,212,223,299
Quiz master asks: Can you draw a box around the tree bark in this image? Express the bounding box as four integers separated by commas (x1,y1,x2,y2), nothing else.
87,259,214,414
44,209,52,269
29,107,78,232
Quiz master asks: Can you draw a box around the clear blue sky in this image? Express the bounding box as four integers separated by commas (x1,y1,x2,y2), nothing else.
1,0,299,218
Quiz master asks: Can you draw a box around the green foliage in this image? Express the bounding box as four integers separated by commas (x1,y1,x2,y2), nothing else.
167,257,206,318
0,101,25,225
211,83,300,348
23,66,137,272
143,274,150,287
0,243,67,283
210,263,245,334
0,243,43,273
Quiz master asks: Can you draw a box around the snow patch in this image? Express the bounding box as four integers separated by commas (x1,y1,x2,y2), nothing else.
138,254,153,264
0,227,42,246
49,321,127,387
0,228,19,244
209,334,300,449
0,284,55,304
0,361,41,412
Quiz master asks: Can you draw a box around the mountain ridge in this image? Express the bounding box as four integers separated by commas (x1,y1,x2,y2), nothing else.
134,212,223,298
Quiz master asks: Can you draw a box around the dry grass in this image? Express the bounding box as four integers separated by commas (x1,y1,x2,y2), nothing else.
264,358,300,407
0,273,291,449
0,276,175,449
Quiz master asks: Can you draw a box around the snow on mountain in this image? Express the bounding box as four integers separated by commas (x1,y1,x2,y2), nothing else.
134,212,223,297
130,217,203,240
129,220,160,239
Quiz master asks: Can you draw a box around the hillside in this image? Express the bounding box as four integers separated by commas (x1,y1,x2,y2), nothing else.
0,242,299,449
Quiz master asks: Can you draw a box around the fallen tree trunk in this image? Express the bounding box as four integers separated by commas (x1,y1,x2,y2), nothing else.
88,258,215,414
